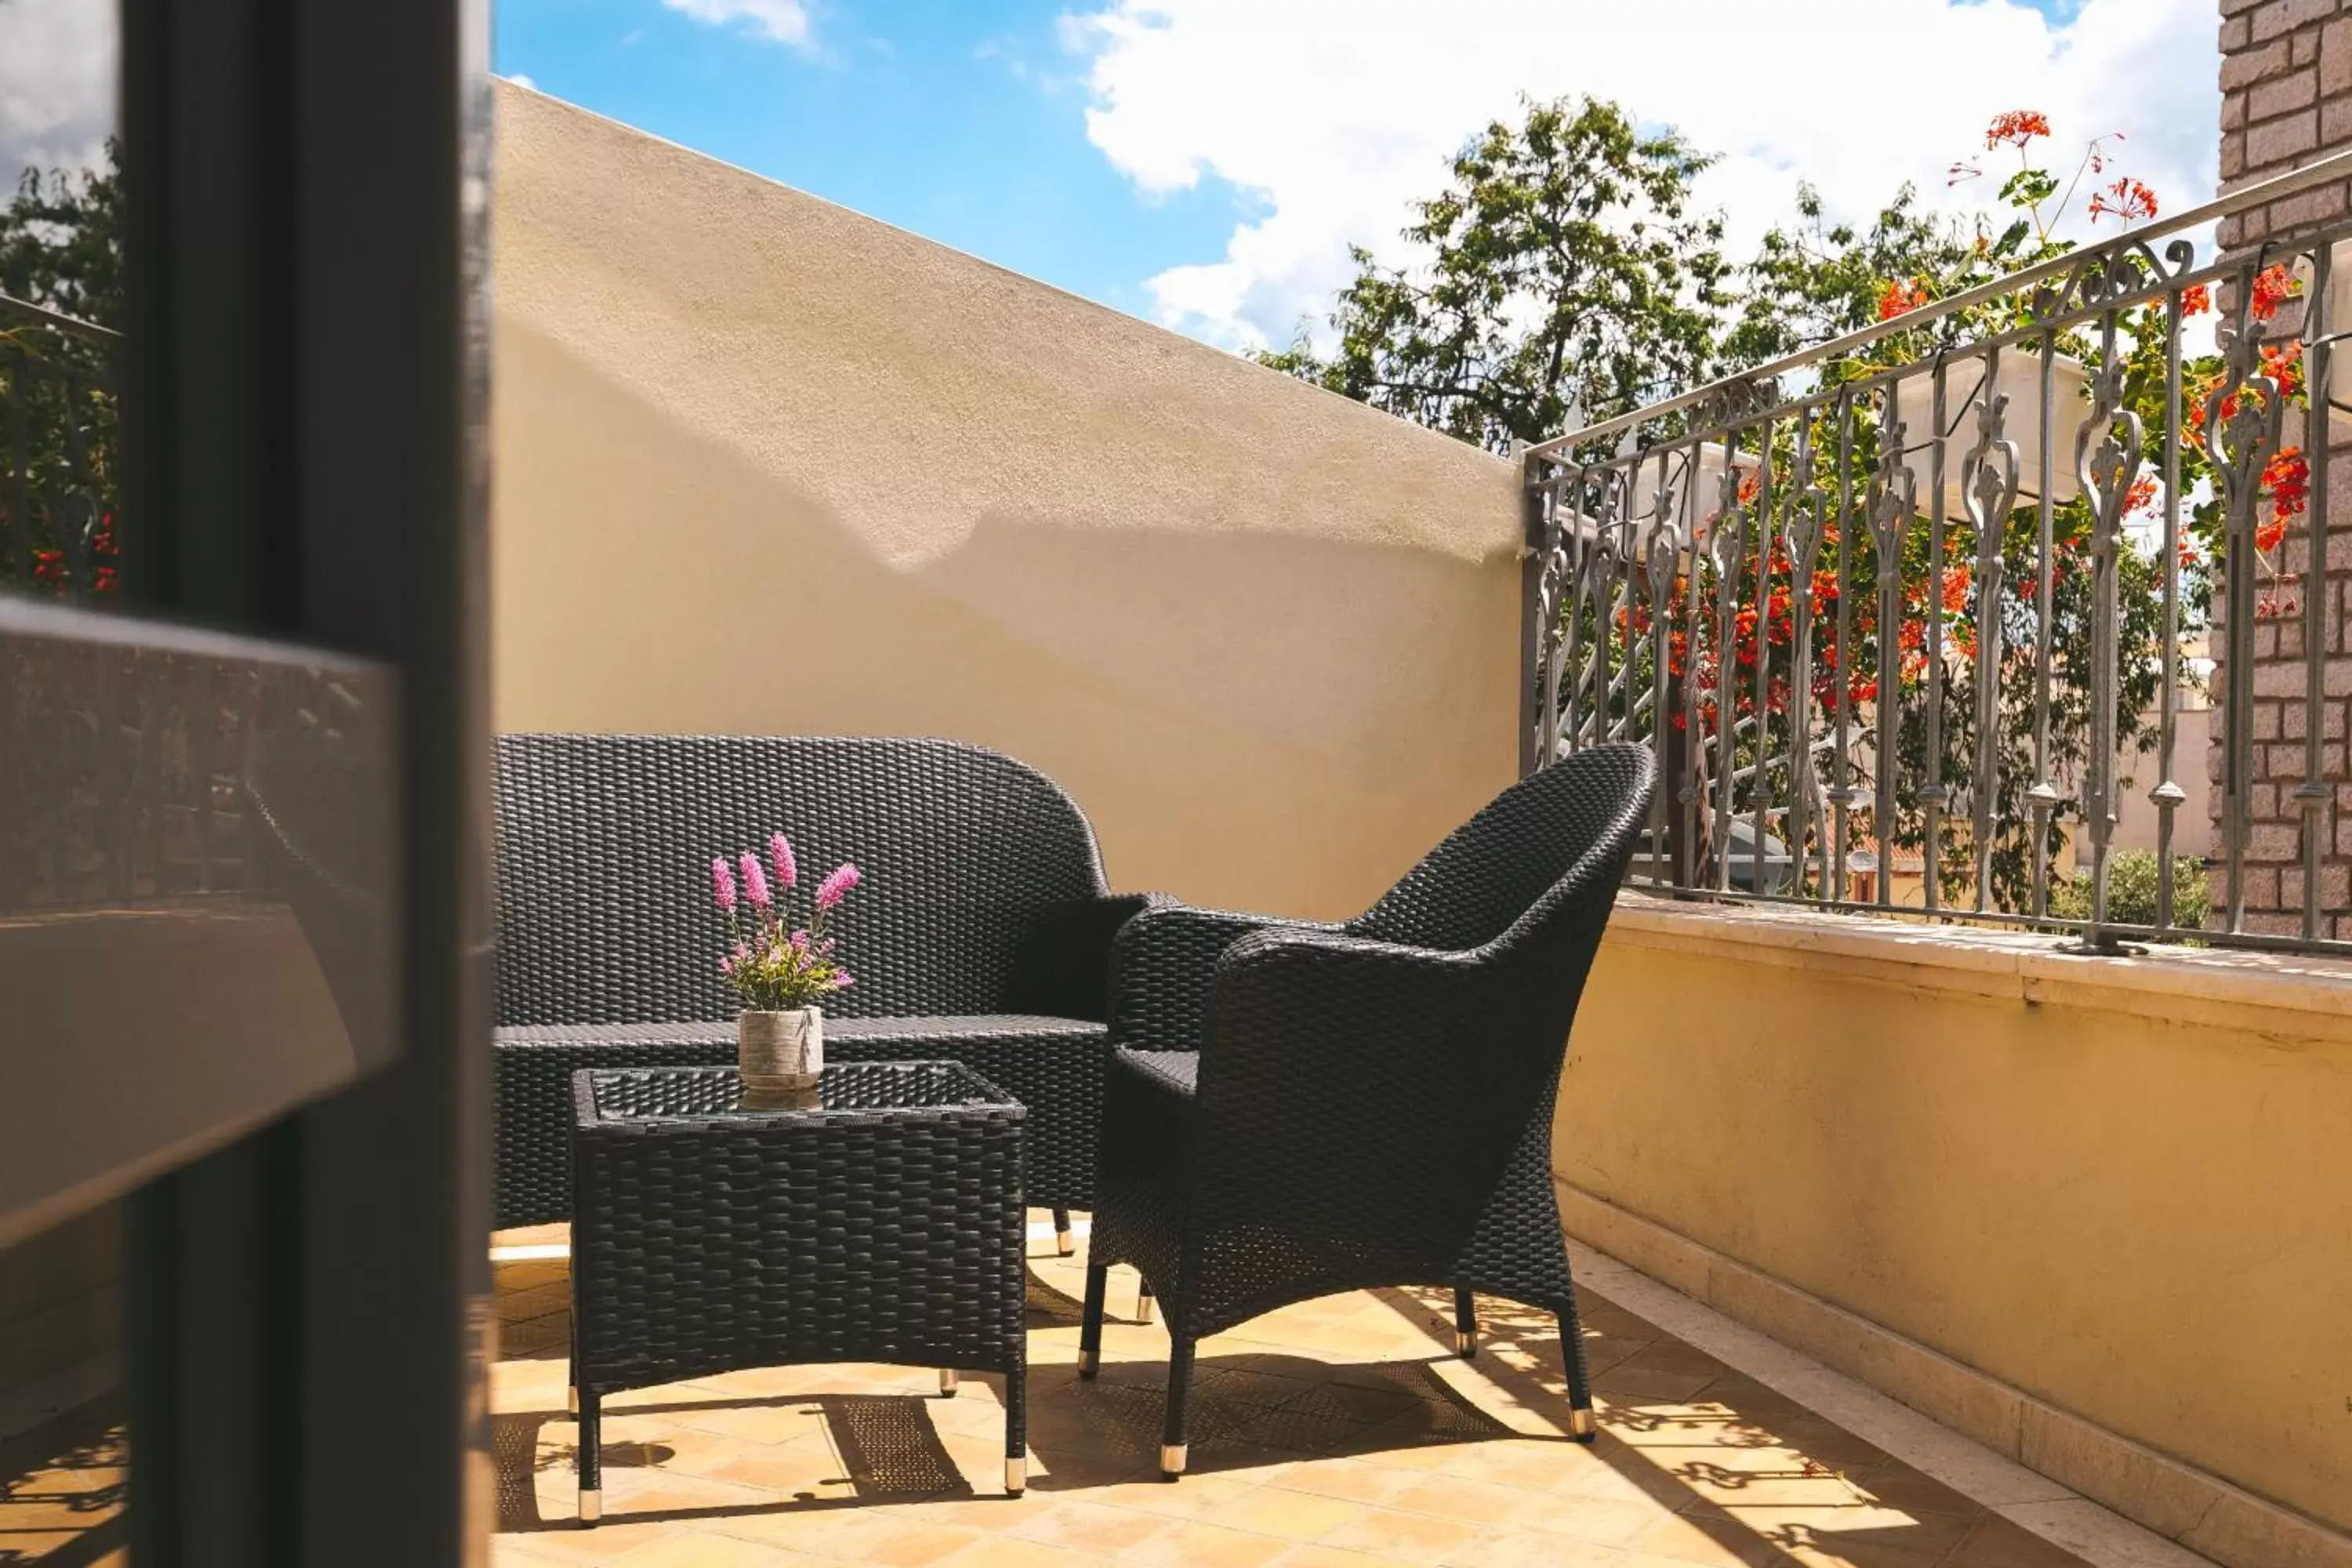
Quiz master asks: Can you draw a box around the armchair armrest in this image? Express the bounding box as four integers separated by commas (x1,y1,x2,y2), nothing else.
1105,903,1339,1051
1006,891,1173,1022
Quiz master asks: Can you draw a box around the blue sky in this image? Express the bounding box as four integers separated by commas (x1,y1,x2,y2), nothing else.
493,0,2211,351
494,0,1261,321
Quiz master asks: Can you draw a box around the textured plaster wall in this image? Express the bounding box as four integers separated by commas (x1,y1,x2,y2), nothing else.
489,82,1523,918
1559,901,2352,1537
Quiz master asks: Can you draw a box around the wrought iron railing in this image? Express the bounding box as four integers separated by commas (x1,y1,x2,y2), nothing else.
1,291,121,603
1523,147,2352,955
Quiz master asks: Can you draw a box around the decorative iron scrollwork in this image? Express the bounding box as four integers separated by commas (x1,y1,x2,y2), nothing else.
2030,237,2194,324
2074,334,2146,941
1962,365,2021,909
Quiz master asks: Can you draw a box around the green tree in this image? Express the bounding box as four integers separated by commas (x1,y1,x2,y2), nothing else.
1,138,124,330
1258,96,1730,453
1,139,123,599
1278,100,2209,921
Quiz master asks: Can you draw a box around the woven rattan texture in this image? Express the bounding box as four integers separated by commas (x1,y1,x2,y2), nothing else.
491,735,1149,1224
497,1014,1106,1226
493,735,1110,1026
1086,742,1653,1367
569,1064,1026,1397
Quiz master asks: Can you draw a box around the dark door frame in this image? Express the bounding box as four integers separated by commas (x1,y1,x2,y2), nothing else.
118,2,492,1563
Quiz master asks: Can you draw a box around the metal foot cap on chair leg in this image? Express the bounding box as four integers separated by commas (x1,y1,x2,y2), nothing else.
1005,1457,1025,1495
1454,1330,1475,1357
1135,1293,1154,1327
1055,1227,1074,1257
566,1386,579,1415
1076,1348,1098,1377
939,1369,959,1396
578,1489,601,1525
1569,1406,1597,1441
1159,1443,1187,1478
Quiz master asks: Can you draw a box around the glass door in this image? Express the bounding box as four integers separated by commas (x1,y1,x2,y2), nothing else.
0,2,492,1561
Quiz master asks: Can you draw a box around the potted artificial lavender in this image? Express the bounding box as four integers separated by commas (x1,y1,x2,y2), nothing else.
711,832,862,1108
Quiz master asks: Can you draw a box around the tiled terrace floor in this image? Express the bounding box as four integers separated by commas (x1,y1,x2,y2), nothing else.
0,1399,125,1566
486,1218,2123,1568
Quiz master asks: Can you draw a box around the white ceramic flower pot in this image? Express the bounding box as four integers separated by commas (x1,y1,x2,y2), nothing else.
2321,241,2352,413
1893,351,2090,517
1628,441,1759,550
739,1007,822,1108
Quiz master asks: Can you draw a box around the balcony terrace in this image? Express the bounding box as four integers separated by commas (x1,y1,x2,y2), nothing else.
2,37,2349,1568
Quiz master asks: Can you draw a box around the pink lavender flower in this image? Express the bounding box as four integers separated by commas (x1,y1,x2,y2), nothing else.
770,833,797,889
815,863,862,912
830,972,855,989
712,856,737,912
789,929,810,952
740,851,771,909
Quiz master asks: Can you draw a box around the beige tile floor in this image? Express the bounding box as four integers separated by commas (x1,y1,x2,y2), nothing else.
0,1398,126,1566
485,1218,2107,1568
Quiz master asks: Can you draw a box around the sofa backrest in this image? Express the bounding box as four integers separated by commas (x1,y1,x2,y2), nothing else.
492,735,1109,1025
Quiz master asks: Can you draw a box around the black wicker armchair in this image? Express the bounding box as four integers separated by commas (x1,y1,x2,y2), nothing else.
491,734,1160,1230
1076,743,1656,1475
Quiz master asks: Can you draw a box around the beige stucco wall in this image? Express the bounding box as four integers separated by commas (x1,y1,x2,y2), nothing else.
1558,898,2352,1540
488,82,1521,917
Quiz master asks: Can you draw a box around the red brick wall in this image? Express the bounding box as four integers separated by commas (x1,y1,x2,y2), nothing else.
2214,0,2352,935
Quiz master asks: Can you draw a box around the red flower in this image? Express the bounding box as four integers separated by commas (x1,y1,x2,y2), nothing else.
2251,263,2299,322
2180,283,2212,317
2123,475,2160,515
2087,177,2158,224
1878,278,1932,321
1986,110,2051,150
2262,337,2305,401
2259,446,2310,554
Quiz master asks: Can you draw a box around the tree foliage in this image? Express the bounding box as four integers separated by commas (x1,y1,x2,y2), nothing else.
1,139,124,331
1280,97,2221,918
2,140,123,600
1258,97,1729,452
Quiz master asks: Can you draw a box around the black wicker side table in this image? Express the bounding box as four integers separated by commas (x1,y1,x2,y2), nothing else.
568,1062,1028,1523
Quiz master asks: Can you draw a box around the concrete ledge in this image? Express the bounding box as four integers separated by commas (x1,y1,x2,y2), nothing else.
1608,891,2352,1047
1559,1180,2352,1568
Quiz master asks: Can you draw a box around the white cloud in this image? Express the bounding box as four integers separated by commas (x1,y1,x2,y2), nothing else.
502,73,539,91
1063,0,2218,351
0,0,116,184
663,0,814,50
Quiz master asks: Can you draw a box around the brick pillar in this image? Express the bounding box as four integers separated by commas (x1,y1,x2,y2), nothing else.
2214,0,2352,936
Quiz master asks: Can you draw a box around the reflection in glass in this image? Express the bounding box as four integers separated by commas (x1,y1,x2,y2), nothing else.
1,599,402,1243
0,13,131,1561
2,0,123,607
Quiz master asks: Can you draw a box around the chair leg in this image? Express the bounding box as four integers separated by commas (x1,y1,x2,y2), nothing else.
576,1386,603,1523
1557,1294,1597,1442
1005,1339,1028,1497
1052,1207,1074,1257
1160,1336,1194,1479
1135,1278,1155,1326
1453,1285,1477,1358
1077,1261,1109,1377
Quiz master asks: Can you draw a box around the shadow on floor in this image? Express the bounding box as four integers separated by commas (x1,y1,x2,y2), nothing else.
0,1398,129,1568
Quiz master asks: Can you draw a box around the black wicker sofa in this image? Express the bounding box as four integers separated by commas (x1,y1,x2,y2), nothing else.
490,734,1160,1232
